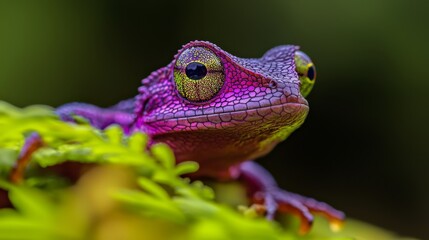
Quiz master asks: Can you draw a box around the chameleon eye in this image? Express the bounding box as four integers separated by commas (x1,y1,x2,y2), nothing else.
174,47,225,102
295,51,316,97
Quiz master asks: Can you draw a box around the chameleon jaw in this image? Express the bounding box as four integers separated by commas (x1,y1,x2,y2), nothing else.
141,101,309,135
141,101,308,172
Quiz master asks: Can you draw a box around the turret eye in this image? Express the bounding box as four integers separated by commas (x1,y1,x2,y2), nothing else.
294,51,316,97
174,47,225,102
185,62,207,80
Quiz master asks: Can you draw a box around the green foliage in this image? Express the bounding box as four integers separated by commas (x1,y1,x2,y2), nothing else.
0,101,408,240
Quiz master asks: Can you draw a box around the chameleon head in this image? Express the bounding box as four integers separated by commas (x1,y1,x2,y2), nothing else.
135,41,316,175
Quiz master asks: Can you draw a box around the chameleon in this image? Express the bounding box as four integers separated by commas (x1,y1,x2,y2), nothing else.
10,40,344,234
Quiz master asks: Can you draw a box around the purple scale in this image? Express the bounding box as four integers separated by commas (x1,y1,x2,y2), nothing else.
174,111,185,118
259,99,270,106
231,112,246,121
185,110,196,116
219,113,232,122
203,108,215,115
214,107,224,114
224,92,234,98
234,104,247,111
164,113,174,119
227,96,236,102
208,115,222,124
224,106,234,112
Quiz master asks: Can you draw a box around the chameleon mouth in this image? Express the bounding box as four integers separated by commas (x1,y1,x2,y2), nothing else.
144,99,308,133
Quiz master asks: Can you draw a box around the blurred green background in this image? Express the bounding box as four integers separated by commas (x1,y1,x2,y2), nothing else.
0,0,428,239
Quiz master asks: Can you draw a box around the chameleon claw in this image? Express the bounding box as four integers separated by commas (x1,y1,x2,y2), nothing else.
299,194,345,232
329,219,344,232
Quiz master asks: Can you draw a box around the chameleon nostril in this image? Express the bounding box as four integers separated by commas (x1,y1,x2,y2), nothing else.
268,81,277,88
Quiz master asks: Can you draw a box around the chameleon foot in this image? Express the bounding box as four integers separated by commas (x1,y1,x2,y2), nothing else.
253,188,345,234
239,161,345,234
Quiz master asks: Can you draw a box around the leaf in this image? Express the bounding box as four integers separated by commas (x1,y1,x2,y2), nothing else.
174,161,199,176
137,177,170,201
104,125,124,144
114,190,186,223
151,143,175,170
127,132,148,152
5,183,53,220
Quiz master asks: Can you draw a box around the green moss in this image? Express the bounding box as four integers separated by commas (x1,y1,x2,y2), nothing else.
0,101,411,240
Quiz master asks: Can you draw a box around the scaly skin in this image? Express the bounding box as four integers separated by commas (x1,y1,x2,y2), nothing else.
59,41,308,176
41,41,343,233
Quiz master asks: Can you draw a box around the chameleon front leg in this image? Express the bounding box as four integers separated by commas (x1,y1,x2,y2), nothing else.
56,100,135,132
9,133,44,184
238,161,345,234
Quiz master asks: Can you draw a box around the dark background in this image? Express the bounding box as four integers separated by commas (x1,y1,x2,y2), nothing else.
0,0,428,239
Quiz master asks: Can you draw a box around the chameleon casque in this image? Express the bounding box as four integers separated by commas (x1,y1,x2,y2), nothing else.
11,41,344,233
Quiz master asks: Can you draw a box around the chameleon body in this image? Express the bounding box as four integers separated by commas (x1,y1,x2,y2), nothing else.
53,41,343,233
